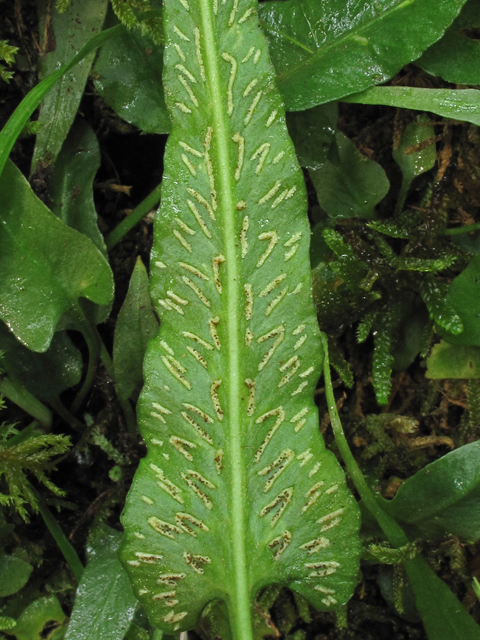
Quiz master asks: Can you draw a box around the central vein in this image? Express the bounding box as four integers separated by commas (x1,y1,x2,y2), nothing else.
198,2,252,639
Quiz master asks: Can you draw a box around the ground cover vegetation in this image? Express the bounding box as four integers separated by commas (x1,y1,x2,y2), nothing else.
1,0,480,638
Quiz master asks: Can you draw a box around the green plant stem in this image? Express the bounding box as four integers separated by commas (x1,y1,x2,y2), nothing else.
49,397,85,432
105,182,162,251
394,178,410,217
320,332,408,548
441,222,480,236
0,375,52,428
29,483,84,582
71,309,101,414
99,341,137,434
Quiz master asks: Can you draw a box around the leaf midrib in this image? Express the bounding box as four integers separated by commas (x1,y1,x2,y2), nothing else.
263,0,458,87
198,2,252,639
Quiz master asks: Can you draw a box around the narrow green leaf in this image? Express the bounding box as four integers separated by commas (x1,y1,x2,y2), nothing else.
0,323,82,404
113,257,159,402
286,103,337,171
258,0,468,110
0,160,114,353
344,87,480,127
311,132,390,221
0,551,33,597
65,525,137,640
440,254,480,346
426,340,480,379
50,120,107,257
93,6,171,135
382,441,480,541
120,0,360,636
392,116,436,215
32,0,109,171
417,0,480,85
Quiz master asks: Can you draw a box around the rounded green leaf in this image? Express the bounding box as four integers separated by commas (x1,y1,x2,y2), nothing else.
0,160,114,352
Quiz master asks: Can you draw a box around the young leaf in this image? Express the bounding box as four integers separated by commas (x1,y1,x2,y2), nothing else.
32,0,109,171
65,525,137,640
0,160,114,352
382,441,480,541
258,0,468,110
93,6,171,135
50,120,107,257
392,116,435,215
113,257,159,403
417,0,480,85
120,0,360,636
311,131,390,221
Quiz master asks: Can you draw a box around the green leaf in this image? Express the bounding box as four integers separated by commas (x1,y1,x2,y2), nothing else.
382,441,480,541
65,525,137,640
286,103,337,170
0,551,33,597
426,340,480,379
113,257,159,402
311,131,390,221
344,87,480,127
417,0,480,85
120,0,360,636
32,0,109,171
0,323,82,404
258,0,468,111
50,120,107,257
392,116,436,215
0,160,114,352
93,6,171,135
440,254,480,346
10,596,66,640
420,276,463,337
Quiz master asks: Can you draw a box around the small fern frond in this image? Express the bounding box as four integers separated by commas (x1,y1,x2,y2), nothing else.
0,41,18,84
372,309,395,405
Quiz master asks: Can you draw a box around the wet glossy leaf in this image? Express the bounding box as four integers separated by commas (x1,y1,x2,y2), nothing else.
0,551,33,597
12,596,66,640
50,120,106,257
440,254,480,346
426,340,480,379
32,0,109,171
311,132,390,221
286,103,337,171
258,0,468,111
0,160,114,353
120,0,360,635
93,6,171,135
344,87,480,127
0,323,82,404
113,258,159,402
392,116,436,214
382,441,480,541
65,525,137,640
417,0,480,85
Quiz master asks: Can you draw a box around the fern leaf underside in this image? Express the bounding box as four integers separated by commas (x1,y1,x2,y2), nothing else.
120,0,360,636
